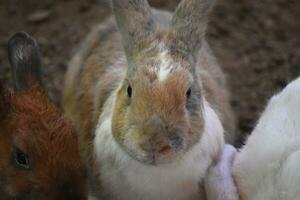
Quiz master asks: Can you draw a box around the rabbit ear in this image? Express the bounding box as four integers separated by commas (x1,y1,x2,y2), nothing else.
8,32,44,92
171,0,216,54
112,0,156,60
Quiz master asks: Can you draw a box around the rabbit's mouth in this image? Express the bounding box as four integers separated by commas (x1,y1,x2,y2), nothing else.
146,148,178,165
113,122,191,165
146,147,187,165
119,140,187,166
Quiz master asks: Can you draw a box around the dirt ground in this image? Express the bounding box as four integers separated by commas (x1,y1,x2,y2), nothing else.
0,0,299,146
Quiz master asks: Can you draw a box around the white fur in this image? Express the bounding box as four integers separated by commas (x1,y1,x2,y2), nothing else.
232,77,300,200
158,50,173,81
93,96,224,200
147,42,181,82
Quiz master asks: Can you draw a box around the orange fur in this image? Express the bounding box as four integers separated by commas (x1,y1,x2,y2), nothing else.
1,31,87,200
0,84,87,199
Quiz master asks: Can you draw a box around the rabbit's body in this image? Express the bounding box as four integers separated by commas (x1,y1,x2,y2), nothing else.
205,77,300,200
232,77,300,200
64,1,234,199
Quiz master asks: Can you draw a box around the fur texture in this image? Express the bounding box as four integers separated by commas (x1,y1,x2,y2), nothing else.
93,99,223,199
171,0,216,53
0,32,87,200
233,76,300,200
205,77,300,200
63,0,235,199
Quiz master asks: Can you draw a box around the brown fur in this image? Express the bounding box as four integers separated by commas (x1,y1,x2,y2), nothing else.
63,19,119,155
0,32,87,200
0,84,87,199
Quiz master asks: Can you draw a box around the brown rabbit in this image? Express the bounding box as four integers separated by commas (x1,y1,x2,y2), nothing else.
0,32,87,200
63,0,235,199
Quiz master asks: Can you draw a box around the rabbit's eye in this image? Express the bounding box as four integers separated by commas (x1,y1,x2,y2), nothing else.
186,88,192,98
13,147,30,169
127,85,132,98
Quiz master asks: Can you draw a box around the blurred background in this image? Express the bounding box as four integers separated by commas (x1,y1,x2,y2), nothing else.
0,0,299,145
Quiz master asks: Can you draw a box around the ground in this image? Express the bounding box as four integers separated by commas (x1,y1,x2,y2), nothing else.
0,0,299,146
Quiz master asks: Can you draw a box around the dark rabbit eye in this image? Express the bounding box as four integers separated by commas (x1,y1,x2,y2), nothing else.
127,85,132,98
186,88,192,98
13,147,30,169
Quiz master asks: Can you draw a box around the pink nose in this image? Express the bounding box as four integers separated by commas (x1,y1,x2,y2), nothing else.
140,139,171,155
157,145,171,154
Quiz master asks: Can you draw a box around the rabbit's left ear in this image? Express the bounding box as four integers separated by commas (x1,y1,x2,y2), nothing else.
8,32,44,92
171,0,216,54
111,0,156,60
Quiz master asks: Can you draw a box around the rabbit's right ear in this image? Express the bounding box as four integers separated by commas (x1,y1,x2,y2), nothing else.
111,0,156,61
8,32,44,92
171,0,216,54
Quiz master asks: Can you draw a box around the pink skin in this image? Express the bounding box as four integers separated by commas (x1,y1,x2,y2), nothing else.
205,144,239,200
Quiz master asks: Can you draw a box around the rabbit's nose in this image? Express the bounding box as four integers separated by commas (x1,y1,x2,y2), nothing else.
145,114,170,136
147,114,164,130
157,145,172,154
140,134,171,154
140,142,172,157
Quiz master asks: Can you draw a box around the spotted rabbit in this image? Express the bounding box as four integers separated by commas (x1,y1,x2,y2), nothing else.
63,0,235,199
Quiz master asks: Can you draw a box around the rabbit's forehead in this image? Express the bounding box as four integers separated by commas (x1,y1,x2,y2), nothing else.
134,42,193,83
12,124,84,176
8,91,81,163
131,70,192,110
152,48,180,82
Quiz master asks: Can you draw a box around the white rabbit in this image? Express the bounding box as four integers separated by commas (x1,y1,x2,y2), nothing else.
63,0,236,199
206,76,300,200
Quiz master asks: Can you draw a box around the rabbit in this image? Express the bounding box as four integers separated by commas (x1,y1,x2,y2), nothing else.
205,76,300,200
0,32,87,200
63,0,236,199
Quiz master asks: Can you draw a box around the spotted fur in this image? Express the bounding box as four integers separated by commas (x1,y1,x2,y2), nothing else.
63,0,235,199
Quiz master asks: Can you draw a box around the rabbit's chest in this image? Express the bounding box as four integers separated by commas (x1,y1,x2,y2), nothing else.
106,175,201,200
94,119,209,200
100,158,204,200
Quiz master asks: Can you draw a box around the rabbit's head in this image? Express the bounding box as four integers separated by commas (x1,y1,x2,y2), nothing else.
0,32,87,199
111,0,216,165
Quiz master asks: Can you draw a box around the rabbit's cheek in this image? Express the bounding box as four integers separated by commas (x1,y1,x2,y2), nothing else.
169,132,184,150
3,176,31,198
